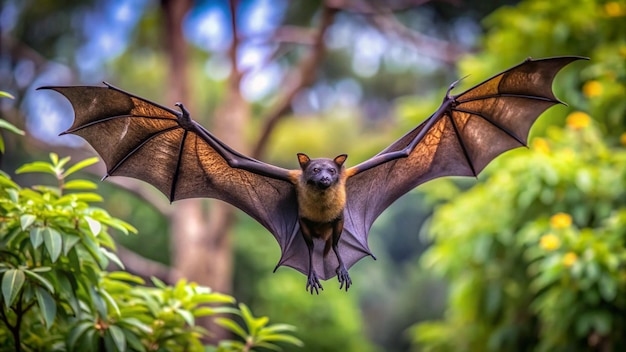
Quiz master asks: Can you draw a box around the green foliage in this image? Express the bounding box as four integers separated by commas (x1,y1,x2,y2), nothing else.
0,154,302,351
214,303,303,352
407,1,626,350
0,91,24,154
254,272,379,352
412,122,626,351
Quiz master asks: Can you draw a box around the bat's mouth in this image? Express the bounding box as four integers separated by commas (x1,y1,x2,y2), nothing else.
315,179,332,189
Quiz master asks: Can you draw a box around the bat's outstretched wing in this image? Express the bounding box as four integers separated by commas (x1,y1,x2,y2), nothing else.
337,56,588,271
39,84,299,250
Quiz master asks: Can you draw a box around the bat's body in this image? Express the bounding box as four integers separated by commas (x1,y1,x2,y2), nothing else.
40,56,587,293
292,154,351,293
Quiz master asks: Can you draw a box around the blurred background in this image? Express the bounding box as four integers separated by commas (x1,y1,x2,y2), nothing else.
1,0,625,351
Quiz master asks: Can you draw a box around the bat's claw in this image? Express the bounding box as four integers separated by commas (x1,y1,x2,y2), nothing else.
446,74,470,99
306,271,323,295
336,266,352,291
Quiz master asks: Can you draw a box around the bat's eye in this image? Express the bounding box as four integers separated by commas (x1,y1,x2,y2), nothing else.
329,169,336,175
313,168,320,173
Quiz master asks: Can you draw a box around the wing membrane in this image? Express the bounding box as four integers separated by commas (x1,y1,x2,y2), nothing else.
341,56,587,268
43,84,299,250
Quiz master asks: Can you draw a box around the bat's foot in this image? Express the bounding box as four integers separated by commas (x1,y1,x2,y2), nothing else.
336,265,352,291
306,271,323,295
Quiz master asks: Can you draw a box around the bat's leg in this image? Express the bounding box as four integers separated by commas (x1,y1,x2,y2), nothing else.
299,218,323,295
331,217,352,291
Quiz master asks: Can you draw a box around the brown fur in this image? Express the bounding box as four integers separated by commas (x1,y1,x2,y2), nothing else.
291,157,348,257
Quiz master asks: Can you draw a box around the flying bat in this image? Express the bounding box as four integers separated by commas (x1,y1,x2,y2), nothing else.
39,56,586,294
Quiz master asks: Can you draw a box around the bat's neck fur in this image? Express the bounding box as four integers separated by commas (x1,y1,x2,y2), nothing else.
296,179,346,223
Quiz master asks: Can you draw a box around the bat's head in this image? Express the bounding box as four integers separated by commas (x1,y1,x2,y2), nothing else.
297,153,347,190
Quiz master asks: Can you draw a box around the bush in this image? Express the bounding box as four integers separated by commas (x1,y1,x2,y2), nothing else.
412,122,626,351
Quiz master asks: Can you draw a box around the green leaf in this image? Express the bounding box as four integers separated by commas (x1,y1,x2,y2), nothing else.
43,227,63,263
2,269,25,308
24,269,54,293
0,91,15,99
81,232,108,269
191,292,235,305
122,329,145,352
56,155,71,170
30,227,44,248
49,153,59,165
193,307,216,317
151,277,167,289
63,157,99,178
99,217,137,235
30,266,51,273
108,325,127,352
99,288,121,317
68,321,94,349
215,317,248,340
0,119,24,135
35,286,57,329
0,172,19,189
72,192,104,203
175,308,195,326
211,307,241,316
107,271,144,285
20,214,36,230
63,234,81,256
57,271,80,317
261,324,298,334
16,161,56,175
259,333,304,347
239,303,255,326
85,216,102,236
90,287,108,319
120,317,152,334
63,179,98,190
100,249,124,270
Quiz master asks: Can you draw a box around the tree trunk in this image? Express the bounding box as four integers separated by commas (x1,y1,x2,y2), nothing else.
161,0,234,341
160,0,234,293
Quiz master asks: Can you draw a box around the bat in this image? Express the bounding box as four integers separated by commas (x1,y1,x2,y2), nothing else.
39,56,586,294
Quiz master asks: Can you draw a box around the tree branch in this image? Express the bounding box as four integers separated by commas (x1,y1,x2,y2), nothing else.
334,0,469,63
252,4,338,159
326,0,461,14
239,25,319,77
365,9,468,64
241,26,317,45
106,178,173,216
115,245,180,284
228,0,243,90
0,305,14,330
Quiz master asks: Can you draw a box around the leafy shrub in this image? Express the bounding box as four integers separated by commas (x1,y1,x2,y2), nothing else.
413,121,626,351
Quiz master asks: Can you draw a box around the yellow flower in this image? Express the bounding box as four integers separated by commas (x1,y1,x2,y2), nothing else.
621,132,626,147
532,138,550,154
551,213,573,229
583,80,603,98
566,111,591,130
540,233,561,251
605,2,626,17
563,252,578,267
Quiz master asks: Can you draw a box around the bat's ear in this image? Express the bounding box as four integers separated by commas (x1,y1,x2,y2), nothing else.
297,153,310,169
333,154,348,167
